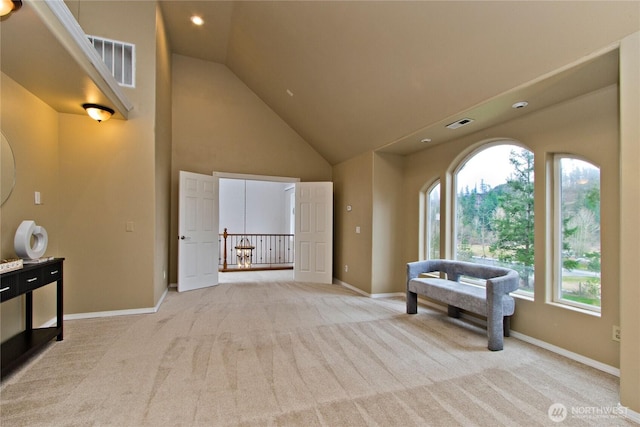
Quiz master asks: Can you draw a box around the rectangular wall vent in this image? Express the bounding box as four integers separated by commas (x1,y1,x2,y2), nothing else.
87,35,135,88
446,117,474,130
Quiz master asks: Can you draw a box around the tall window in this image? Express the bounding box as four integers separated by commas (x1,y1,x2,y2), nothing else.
455,144,534,292
555,157,601,311
426,182,440,259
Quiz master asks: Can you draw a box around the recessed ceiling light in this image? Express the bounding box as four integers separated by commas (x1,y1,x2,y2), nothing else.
190,15,204,26
420,138,432,143
512,101,529,109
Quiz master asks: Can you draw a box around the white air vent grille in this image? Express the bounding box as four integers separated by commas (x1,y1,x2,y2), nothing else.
446,118,474,130
87,35,135,88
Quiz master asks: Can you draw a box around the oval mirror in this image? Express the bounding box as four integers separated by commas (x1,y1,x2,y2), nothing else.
1,132,16,206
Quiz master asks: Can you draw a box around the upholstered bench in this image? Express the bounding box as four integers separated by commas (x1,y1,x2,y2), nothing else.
406,259,519,351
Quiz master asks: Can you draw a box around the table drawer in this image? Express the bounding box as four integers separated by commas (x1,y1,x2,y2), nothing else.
42,263,62,282
18,270,43,293
0,274,18,302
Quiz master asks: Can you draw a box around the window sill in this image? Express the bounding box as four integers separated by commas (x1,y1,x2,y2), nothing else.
546,301,602,317
513,291,534,302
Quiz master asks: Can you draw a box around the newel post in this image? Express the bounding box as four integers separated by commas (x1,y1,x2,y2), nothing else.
223,228,228,270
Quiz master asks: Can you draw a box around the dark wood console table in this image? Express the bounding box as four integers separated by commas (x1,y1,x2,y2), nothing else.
1,258,64,379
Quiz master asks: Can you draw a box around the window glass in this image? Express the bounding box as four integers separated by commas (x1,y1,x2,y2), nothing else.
556,157,601,310
455,144,534,292
426,182,440,259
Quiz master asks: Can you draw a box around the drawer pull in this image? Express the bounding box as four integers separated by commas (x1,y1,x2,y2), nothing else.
50,270,59,275
27,277,38,283
0,287,10,293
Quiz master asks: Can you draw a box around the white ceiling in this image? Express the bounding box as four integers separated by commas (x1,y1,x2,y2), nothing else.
2,1,637,165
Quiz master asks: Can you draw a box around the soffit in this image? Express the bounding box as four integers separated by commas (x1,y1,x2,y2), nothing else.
0,1,129,119
163,1,637,165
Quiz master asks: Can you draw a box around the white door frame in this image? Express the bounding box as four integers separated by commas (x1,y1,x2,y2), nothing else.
214,172,300,184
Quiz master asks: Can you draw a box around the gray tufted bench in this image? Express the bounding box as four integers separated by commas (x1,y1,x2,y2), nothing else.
406,259,520,351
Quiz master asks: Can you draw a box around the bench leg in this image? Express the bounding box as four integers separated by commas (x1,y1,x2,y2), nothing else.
503,316,511,337
447,305,461,318
406,291,418,314
487,313,505,351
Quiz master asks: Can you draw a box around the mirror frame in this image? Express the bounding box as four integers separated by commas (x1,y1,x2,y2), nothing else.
1,132,17,206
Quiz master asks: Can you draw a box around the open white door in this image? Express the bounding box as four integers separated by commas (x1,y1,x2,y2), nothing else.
178,171,219,292
294,182,333,284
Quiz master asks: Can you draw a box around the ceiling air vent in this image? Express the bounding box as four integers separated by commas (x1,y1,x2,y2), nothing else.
446,117,474,130
87,35,135,88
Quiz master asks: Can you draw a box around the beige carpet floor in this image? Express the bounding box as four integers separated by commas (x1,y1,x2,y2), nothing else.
0,272,632,426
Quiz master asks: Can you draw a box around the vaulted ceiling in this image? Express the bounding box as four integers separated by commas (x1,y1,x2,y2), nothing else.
159,1,637,165
2,2,637,166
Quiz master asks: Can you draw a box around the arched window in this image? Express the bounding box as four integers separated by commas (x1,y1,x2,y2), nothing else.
554,156,601,311
455,143,534,292
425,181,440,259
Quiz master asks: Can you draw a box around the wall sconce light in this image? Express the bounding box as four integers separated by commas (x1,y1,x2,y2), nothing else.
82,103,114,123
0,0,21,17
235,237,255,269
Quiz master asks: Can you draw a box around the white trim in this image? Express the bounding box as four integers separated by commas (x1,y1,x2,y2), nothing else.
334,278,368,296
39,316,59,328
27,0,133,117
62,287,169,322
623,407,640,424
213,171,300,183
510,331,619,376
371,291,405,299
333,278,404,299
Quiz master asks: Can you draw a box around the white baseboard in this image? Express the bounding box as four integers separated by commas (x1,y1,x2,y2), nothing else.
332,278,404,299
49,287,170,323
624,407,640,423
509,331,620,377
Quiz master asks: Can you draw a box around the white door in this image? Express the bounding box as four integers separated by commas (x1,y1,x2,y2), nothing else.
294,182,333,283
178,171,219,292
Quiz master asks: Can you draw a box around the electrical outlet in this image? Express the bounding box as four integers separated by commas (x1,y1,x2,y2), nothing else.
613,326,621,342
344,265,348,272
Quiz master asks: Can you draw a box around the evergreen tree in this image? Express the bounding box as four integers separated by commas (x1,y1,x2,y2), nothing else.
490,149,535,289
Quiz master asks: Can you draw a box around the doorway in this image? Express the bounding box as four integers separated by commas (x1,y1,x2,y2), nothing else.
217,172,299,283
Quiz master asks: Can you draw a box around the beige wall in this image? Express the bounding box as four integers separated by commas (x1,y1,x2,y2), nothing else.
619,32,640,413
402,85,620,368
1,74,60,341
154,4,173,303
169,54,331,283
332,152,373,292
1,0,165,329
372,152,405,294
57,1,160,314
